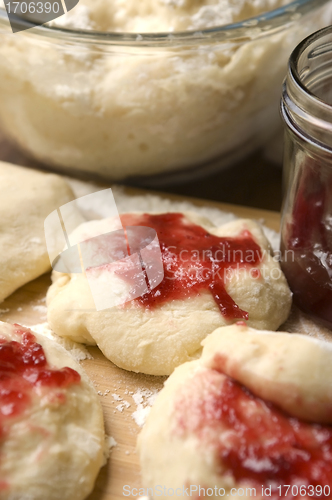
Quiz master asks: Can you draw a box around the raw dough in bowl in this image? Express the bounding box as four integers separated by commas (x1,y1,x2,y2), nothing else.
0,0,330,179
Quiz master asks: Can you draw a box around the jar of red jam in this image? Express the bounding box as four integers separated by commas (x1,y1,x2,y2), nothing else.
280,26,332,327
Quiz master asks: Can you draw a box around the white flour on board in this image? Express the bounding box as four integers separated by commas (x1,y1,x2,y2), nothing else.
66,178,281,251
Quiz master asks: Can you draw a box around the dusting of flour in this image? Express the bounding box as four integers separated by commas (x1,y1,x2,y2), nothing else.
131,388,160,427
66,178,280,251
29,322,93,362
280,306,332,343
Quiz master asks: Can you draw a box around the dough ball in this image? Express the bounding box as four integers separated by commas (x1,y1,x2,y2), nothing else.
0,321,105,500
47,212,292,375
138,324,332,498
0,162,74,302
202,322,332,424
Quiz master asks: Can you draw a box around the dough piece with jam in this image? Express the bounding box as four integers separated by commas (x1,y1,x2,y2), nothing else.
0,321,105,500
0,161,74,302
47,212,292,375
137,323,332,499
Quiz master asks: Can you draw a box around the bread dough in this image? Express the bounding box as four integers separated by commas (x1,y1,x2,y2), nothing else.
0,321,105,500
0,2,329,180
47,212,292,375
0,162,74,302
137,323,332,498
202,323,332,424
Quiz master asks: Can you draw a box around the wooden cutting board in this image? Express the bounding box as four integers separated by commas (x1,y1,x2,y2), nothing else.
0,188,280,500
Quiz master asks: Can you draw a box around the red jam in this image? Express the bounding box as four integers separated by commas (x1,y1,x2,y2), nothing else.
120,213,263,320
281,161,332,327
0,325,80,436
176,369,332,499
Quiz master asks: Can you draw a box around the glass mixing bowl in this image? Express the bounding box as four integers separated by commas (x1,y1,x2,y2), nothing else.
0,0,331,184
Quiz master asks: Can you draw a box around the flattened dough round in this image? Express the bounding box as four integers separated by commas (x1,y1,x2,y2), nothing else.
0,162,74,302
202,323,332,424
47,212,292,375
137,323,332,499
0,321,105,500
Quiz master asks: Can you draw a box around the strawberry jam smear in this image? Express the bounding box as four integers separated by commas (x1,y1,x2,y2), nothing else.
176,369,332,499
0,325,80,434
120,213,262,320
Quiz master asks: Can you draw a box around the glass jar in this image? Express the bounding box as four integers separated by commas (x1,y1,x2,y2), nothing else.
280,25,332,327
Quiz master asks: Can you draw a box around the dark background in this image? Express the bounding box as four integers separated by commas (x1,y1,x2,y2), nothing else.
0,129,283,212
159,152,283,212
